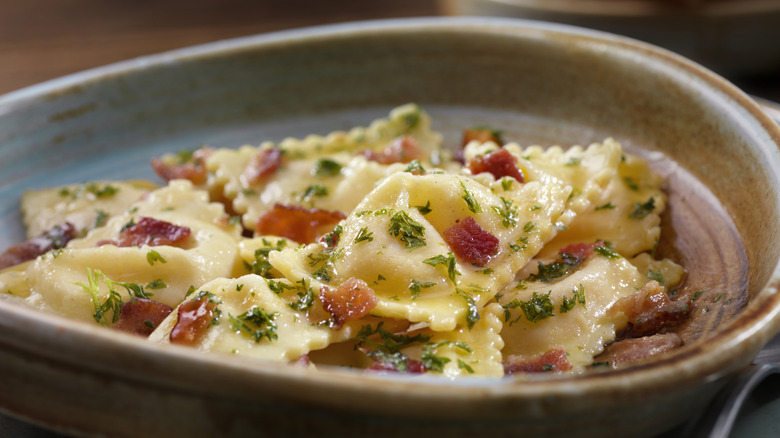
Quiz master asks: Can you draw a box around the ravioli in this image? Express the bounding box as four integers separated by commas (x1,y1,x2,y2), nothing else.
0,104,690,378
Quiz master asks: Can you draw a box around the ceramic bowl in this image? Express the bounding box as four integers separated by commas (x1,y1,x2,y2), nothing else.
445,0,780,76
0,17,779,438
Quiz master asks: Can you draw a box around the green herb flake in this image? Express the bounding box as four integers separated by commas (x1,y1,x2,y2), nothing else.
408,279,436,300
519,291,555,323
491,197,518,228
560,284,586,313
523,221,536,233
414,201,432,215
388,211,426,249
647,269,664,285
624,177,639,191
354,227,374,244
501,177,514,191
595,202,616,211
146,249,167,266
593,244,620,260
299,184,329,202
629,197,655,219
460,181,481,214
692,289,709,301
249,238,287,277
229,306,278,343
404,159,426,174
313,158,342,177
457,359,475,374
456,288,481,329
565,157,582,166
94,210,109,228
423,253,460,284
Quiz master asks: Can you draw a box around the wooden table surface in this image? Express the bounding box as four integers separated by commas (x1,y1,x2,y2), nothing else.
0,0,443,96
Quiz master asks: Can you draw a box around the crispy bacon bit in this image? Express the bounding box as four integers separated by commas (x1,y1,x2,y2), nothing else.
243,147,283,185
558,242,603,261
319,277,378,327
116,217,191,248
442,216,499,267
467,148,524,183
455,128,504,164
150,147,212,185
597,333,683,368
362,135,423,164
503,347,573,374
112,298,173,337
169,295,219,345
368,356,426,374
0,222,77,269
463,127,503,148
256,204,345,244
612,280,692,337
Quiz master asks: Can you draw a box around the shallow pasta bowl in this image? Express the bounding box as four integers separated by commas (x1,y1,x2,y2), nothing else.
0,17,779,438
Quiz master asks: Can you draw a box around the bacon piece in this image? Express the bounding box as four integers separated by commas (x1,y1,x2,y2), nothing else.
150,147,212,185
467,148,524,183
256,204,345,244
112,298,173,337
0,222,77,269
242,147,283,185
116,217,191,248
362,135,423,164
612,280,692,337
169,295,219,345
442,216,499,267
597,333,683,368
503,347,573,374
558,242,603,261
455,128,504,164
319,277,378,327
368,356,426,374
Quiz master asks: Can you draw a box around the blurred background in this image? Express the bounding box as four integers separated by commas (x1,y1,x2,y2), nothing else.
0,0,779,436
2,0,780,100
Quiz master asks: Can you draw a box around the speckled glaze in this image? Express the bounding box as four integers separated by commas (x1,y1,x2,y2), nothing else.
0,17,779,438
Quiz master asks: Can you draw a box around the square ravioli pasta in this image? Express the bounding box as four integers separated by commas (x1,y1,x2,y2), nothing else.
0,105,690,378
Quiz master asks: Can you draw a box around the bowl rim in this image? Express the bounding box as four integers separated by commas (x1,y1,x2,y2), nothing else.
1,15,780,417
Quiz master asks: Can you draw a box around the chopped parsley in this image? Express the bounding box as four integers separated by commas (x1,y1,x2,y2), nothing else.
354,227,374,244
530,252,583,282
629,197,656,219
523,221,536,233
388,211,426,249
500,177,514,191
519,291,555,323
59,182,120,199
491,197,518,228
456,288,481,329
595,202,616,211
593,243,620,259
423,253,460,284
408,279,436,299
647,269,664,285
94,210,109,228
460,181,481,214
565,157,581,166
404,159,426,174
229,306,278,342
146,249,167,266
560,284,586,313
246,238,287,277
299,184,329,202
313,158,342,177
414,201,432,215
